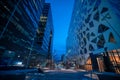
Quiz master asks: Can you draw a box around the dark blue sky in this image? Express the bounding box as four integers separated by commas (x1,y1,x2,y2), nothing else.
45,0,74,59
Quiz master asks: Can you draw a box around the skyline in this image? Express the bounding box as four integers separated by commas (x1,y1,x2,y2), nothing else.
45,0,74,57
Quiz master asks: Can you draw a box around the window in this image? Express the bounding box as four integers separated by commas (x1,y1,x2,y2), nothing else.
84,48,87,53
97,39,104,48
89,44,94,51
107,49,120,73
91,37,97,43
98,24,109,33
91,32,96,37
89,21,94,28
85,14,91,23
101,7,108,14
93,11,99,21
109,32,116,43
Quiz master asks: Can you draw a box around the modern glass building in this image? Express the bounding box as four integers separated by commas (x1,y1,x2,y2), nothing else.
31,3,54,67
66,0,120,73
0,0,53,68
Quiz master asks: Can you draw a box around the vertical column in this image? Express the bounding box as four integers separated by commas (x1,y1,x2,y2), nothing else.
90,53,99,71
103,52,115,72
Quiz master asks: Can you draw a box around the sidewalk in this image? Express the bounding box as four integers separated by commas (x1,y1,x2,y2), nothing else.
94,72,120,80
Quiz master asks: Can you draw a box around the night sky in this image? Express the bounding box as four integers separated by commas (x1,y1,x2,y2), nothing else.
45,0,74,60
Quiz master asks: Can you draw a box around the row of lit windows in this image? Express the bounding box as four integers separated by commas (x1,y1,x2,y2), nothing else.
108,49,120,73
96,49,120,73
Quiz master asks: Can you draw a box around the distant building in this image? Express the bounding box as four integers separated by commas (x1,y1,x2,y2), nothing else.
66,0,120,73
0,0,53,68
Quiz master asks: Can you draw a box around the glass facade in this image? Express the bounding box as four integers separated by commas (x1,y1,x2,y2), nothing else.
31,3,54,67
85,57,92,71
66,0,120,73
0,0,53,68
96,49,120,73
108,49,120,73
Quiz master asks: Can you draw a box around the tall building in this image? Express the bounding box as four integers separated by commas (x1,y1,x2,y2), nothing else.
40,3,53,59
66,0,120,73
31,3,54,67
0,0,53,68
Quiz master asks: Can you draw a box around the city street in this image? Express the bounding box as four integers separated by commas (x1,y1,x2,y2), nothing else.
44,69,98,80
0,69,98,80
1,68,120,80
0,0,120,80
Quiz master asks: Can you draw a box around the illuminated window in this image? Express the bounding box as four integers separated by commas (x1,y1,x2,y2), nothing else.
85,57,92,71
107,49,120,73
109,32,116,43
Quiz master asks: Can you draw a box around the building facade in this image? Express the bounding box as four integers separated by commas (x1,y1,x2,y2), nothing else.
31,3,54,67
66,0,120,73
0,0,53,68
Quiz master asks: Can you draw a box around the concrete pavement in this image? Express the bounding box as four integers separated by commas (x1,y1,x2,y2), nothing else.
44,69,98,80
